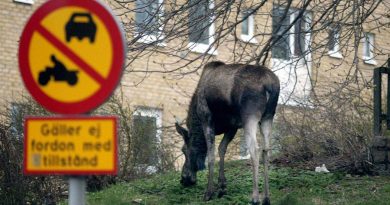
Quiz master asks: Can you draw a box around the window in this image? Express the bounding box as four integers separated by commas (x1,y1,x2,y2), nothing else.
188,0,216,54
272,7,290,60
363,32,376,65
135,0,164,44
294,16,307,57
328,25,342,58
271,6,312,105
271,7,311,60
14,0,34,4
241,10,257,43
132,108,162,172
10,103,23,138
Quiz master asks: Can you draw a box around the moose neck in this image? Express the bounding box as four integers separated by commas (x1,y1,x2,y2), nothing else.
186,94,207,161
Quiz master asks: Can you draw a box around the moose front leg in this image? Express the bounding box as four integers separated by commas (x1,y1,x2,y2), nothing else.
203,124,216,201
217,129,237,198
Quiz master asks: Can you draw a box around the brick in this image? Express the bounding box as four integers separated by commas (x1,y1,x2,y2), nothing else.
1,0,389,166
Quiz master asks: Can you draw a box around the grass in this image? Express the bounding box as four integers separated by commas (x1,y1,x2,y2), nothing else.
73,160,390,205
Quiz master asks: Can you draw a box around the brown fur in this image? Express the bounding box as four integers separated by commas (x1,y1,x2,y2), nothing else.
176,61,280,204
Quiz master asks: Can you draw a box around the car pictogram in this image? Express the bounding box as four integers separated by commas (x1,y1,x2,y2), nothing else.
65,12,97,43
38,55,78,86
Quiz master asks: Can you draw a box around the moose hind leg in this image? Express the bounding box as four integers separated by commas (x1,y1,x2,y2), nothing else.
260,118,273,205
244,118,261,204
217,129,237,198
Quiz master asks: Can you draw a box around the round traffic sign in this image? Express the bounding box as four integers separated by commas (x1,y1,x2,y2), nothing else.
19,0,125,114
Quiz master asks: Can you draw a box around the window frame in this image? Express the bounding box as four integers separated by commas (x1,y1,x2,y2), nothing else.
132,107,162,143
10,103,23,138
134,0,165,46
328,25,343,59
14,0,34,4
187,0,216,55
363,32,377,65
271,6,312,106
271,7,311,61
289,9,311,59
132,107,163,173
240,10,257,44
271,6,291,60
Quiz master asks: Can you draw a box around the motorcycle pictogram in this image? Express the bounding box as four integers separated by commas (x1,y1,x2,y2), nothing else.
38,55,78,86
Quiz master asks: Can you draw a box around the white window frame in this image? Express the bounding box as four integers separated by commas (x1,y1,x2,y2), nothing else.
134,0,165,46
133,107,162,143
132,107,163,174
289,10,311,60
241,10,257,44
14,0,34,4
363,32,377,65
271,7,312,106
10,103,23,138
328,27,343,59
188,0,216,55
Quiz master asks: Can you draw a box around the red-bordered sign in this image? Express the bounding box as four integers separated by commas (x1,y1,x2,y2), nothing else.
24,116,118,175
19,0,125,114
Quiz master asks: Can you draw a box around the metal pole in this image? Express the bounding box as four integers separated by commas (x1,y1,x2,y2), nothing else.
69,176,86,205
374,68,382,136
386,59,390,130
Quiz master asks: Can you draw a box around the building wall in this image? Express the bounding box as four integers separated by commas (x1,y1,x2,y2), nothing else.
0,0,46,107
1,0,389,167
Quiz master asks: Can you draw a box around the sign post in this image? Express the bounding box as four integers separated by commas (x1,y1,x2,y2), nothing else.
18,0,125,204
69,176,86,205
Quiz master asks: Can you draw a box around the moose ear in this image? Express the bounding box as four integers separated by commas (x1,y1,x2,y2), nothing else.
175,122,189,143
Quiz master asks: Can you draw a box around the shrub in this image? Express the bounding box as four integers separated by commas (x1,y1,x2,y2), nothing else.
0,97,66,204
273,94,374,174
0,94,177,204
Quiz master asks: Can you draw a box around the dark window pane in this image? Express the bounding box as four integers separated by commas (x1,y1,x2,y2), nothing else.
136,0,160,36
132,115,159,166
328,25,340,52
294,17,306,56
189,0,211,44
272,7,291,60
242,10,250,35
364,33,373,57
328,29,336,51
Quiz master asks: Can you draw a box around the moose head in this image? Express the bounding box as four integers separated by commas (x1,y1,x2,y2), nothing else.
175,122,207,187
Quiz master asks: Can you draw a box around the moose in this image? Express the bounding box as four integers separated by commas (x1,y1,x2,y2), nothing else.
175,61,280,205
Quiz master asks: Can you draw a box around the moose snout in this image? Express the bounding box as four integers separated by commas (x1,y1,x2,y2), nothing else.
180,176,196,187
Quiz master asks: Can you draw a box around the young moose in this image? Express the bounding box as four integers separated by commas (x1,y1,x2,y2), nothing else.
175,62,280,205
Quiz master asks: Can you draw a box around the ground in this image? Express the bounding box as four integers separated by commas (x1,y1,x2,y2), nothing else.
69,160,390,205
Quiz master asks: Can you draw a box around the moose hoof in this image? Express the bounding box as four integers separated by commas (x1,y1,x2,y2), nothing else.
203,190,214,201
251,201,260,205
262,197,271,205
217,188,227,198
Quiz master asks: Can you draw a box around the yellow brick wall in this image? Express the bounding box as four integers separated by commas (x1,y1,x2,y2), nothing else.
1,0,389,167
0,0,46,108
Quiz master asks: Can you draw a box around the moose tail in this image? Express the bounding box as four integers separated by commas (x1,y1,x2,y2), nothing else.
263,81,280,120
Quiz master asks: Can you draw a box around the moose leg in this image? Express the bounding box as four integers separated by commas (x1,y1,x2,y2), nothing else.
260,118,273,205
245,118,261,205
217,129,237,197
203,123,216,201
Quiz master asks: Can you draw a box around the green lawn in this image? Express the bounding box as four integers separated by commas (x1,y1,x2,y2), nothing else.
77,160,390,205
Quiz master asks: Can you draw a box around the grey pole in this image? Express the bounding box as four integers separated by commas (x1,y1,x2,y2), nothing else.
69,176,86,205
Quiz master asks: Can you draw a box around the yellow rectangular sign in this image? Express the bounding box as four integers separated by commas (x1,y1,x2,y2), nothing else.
24,116,117,175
